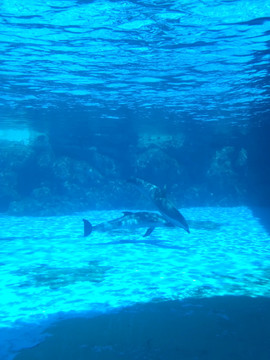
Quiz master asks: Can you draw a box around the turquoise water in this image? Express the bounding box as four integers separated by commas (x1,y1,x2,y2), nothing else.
1,207,269,359
1,1,270,358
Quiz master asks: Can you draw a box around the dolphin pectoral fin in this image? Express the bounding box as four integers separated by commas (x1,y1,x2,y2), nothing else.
143,227,155,237
83,219,92,237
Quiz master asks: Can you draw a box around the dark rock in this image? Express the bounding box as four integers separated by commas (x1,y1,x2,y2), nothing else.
133,148,184,189
206,146,246,205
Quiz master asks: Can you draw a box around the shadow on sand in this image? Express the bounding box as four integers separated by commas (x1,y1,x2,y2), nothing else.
251,206,270,235
14,295,270,360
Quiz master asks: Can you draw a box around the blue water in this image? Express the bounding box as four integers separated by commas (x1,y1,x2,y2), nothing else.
0,0,269,125
1,1,270,359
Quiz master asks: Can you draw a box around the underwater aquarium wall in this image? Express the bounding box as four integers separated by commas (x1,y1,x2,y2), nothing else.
1,108,270,215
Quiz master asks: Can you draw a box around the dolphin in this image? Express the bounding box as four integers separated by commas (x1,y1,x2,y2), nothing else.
127,177,190,233
83,211,174,237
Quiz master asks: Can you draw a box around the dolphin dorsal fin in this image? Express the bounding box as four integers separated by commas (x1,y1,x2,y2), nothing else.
122,211,133,216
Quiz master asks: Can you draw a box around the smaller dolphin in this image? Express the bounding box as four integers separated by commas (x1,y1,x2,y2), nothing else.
83,211,174,237
127,177,190,233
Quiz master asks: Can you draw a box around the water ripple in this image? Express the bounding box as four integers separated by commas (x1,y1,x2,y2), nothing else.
0,0,269,124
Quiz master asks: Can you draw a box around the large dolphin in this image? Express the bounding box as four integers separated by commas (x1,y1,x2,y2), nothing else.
128,177,190,233
83,211,174,237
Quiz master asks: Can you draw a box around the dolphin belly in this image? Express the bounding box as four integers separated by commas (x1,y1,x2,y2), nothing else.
154,194,190,233
128,177,190,234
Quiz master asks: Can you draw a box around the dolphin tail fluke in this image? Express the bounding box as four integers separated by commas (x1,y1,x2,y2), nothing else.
83,219,92,237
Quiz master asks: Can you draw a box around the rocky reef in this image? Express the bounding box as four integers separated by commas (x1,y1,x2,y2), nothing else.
0,119,254,217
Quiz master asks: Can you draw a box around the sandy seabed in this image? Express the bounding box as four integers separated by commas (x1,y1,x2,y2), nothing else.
1,207,270,359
